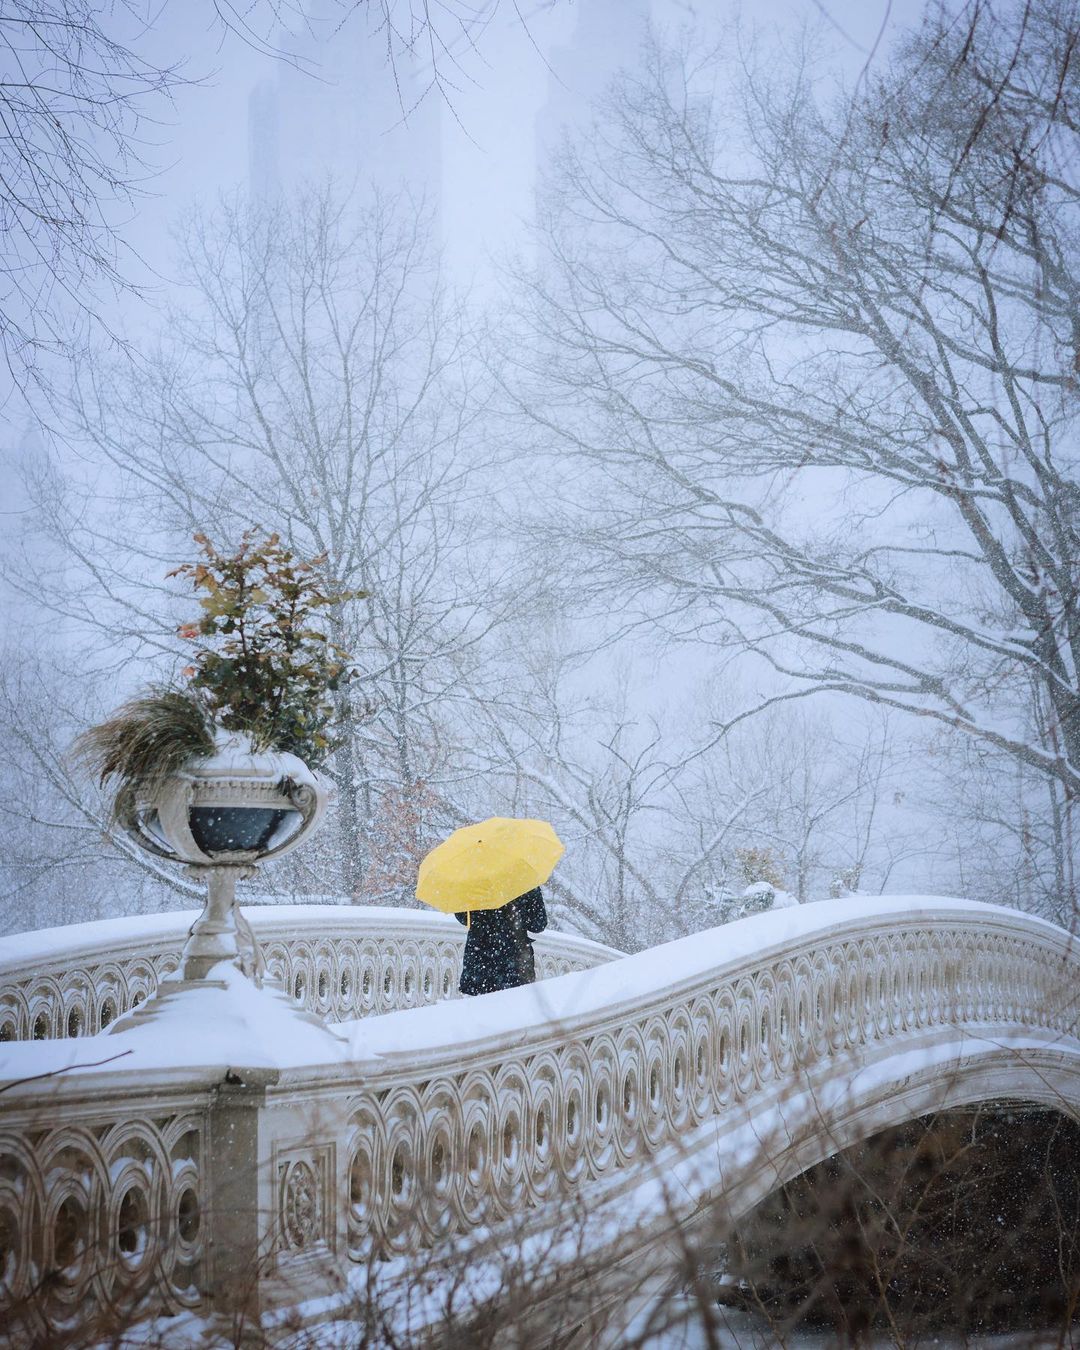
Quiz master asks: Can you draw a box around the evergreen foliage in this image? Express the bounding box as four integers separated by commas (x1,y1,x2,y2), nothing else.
169,530,365,767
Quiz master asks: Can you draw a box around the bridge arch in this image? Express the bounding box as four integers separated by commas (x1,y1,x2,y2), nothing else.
659,1030,1080,1235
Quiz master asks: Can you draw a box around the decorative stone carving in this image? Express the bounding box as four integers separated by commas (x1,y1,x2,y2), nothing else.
283,1162,319,1248
123,733,326,869
0,908,619,1042
0,1109,205,1341
334,915,1080,1261
276,1149,333,1256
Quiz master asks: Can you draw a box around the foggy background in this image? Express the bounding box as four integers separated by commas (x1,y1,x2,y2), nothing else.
1,0,1071,946
0,0,927,359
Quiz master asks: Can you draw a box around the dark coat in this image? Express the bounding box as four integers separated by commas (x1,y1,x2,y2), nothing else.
455,888,548,996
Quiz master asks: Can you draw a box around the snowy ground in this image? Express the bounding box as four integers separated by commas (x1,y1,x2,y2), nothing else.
98,1301,1080,1348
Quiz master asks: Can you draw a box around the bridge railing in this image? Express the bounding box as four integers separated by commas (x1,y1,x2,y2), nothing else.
0,903,621,1041
280,897,1080,1263
2,897,1079,1342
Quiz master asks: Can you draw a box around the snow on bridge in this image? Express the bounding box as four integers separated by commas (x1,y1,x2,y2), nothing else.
1,896,1079,1342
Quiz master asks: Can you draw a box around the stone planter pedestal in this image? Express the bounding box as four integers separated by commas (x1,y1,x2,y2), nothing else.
113,732,331,1024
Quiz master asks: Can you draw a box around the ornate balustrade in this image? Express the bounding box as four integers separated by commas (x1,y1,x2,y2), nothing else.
278,897,1080,1264
0,1075,214,1337
3,896,1080,1343
0,903,620,1042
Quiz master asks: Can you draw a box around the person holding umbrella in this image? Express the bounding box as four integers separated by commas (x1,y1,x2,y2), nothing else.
416,818,562,996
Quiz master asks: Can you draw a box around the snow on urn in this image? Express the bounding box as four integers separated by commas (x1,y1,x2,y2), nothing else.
125,730,329,980
131,730,325,867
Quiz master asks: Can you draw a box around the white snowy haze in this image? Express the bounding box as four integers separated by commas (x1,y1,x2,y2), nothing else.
1,0,1074,943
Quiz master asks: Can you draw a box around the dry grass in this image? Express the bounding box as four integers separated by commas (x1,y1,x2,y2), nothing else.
71,686,214,825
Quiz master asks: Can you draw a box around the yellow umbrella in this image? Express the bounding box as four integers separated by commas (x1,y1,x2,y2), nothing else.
416,817,564,914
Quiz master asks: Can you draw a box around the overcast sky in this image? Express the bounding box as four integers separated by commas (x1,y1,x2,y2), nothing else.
103,0,927,302
0,0,928,456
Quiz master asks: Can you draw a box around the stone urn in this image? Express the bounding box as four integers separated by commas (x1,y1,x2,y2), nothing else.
119,731,329,986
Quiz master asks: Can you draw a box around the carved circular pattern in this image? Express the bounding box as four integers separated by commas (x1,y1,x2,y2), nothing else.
0,926,611,1041
282,1161,321,1251
0,1115,203,1337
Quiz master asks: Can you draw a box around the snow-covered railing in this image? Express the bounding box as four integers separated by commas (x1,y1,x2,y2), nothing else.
0,904,620,1041
288,898,1080,1261
2,897,1080,1342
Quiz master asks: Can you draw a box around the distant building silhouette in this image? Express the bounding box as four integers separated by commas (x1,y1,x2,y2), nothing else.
248,2,441,215
536,0,652,175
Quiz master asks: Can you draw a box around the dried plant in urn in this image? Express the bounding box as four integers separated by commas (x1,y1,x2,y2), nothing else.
74,529,366,870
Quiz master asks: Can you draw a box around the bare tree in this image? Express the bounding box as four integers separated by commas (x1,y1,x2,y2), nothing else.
0,0,557,394
511,0,1080,913
5,186,507,906
0,2,185,391
462,631,906,950
678,695,919,910
922,719,1079,925
0,654,197,933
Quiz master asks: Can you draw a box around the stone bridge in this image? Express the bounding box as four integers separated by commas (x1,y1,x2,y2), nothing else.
2,896,1079,1344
